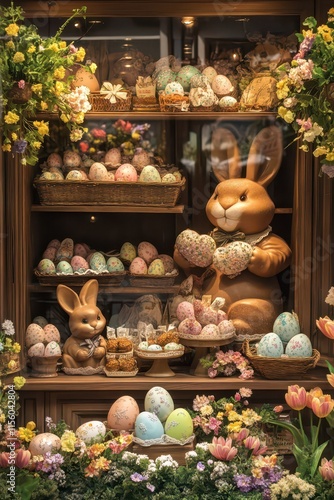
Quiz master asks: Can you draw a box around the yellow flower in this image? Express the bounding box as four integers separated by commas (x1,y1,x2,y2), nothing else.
13,376,26,390
40,101,48,111
33,142,42,149
27,45,36,53
5,111,20,125
216,412,224,421
49,42,59,52
13,52,25,63
5,23,19,36
300,144,309,152
54,66,66,80
26,421,36,431
302,29,315,38
0,414,5,423
89,62,97,74
60,113,69,123
131,132,141,141
76,47,86,62
5,338,12,347
241,408,262,426
329,8,334,16
59,41,67,49
61,430,77,452
225,403,234,413
13,342,21,353
73,112,85,124
318,25,333,43
7,360,17,371
11,133,18,141
278,106,295,124
227,410,240,421
70,129,84,142
227,421,242,433
6,40,15,49
54,81,65,96
313,146,329,157
18,426,36,442
200,405,213,416
33,120,49,137
325,152,334,161
31,84,43,93
2,144,11,152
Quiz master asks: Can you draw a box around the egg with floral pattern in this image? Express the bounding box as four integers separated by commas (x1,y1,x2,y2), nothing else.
120,242,137,263
138,241,159,264
176,65,201,92
44,341,62,357
37,258,56,274
148,259,165,275
178,318,202,336
107,395,140,431
89,252,107,272
164,81,184,95
29,433,61,456
273,312,301,343
56,261,73,274
75,421,106,445
285,334,313,357
135,412,164,440
165,408,194,441
155,69,177,92
257,332,284,357
106,257,125,273
144,386,174,422
129,257,147,275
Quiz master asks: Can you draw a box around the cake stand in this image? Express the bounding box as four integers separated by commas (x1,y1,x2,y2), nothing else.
179,333,235,376
135,349,185,377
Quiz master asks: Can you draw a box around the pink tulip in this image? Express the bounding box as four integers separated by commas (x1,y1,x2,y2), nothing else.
243,435,268,456
319,458,334,481
285,385,307,411
0,452,9,468
316,317,334,339
306,387,324,408
312,395,334,418
208,436,238,461
327,373,334,388
15,449,31,468
235,428,249,442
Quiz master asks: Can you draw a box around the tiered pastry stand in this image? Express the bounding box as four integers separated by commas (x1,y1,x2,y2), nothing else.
135,349,185,377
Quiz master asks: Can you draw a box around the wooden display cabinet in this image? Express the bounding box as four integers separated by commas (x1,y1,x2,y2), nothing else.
1,0,333,429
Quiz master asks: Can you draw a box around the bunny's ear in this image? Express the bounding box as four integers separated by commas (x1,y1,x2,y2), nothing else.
246,125,283,187
79,279,99,306
57,284,81,316
210,127,242,182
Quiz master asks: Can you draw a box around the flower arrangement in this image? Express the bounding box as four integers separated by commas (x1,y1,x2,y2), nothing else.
0,375,26,431
0,320,21,375
275,7,334,177
0,3,96,166
200,349,254,380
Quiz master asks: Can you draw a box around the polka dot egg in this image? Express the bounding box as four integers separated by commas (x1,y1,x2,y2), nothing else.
37,258,56,275
176,65,201,92
44,324,61,343
106,257,125,273
164,81,184,95
26,323,45,347
148,258,165,275
211,74,234,96
155,69,177,91
202,66,218,83
144,386,174,422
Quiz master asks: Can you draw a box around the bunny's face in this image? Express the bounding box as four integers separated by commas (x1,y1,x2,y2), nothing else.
69,305,106,340
206,178,275,234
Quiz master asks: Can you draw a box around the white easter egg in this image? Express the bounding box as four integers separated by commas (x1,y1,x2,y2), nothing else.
273,312,301,343
144,386,174,422
29,433,61,456
147,344,163,351
44,341,62,357
75,421,106,444
285,334,313,357
257,332,284,357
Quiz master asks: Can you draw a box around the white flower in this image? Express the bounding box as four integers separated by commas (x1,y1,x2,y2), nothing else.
1,319,15,336
325,287,334,306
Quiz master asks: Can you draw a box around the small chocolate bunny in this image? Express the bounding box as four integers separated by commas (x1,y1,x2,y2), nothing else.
56,279,107,369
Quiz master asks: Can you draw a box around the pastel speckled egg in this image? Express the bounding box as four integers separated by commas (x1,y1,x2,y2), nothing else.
115,163,138,182
273,312,301,343
139,165,161,183
45,341,62,357
161,173,177,183
66,170,85,181
42,246,57,261
175,229,216,267
74,243,88,259
29,433,61,456
211,75,234,96
63,151,81,168
176,301,195,322
107,395,140,431
129,257,148,275
28,342,45,357
164,342,183,351
201,324,219,336
138,241,159,264
44,324,61,343
155,69,177,92
120,242,137,263
144,386,174,422
75,421,106,445
47,153,63,168
165,408,194,441
176,65,201,92
164,81,184,95
107,257,125,273
56,261,73,274
285,334,313,357
218,320,236,336
158,254,175,273
135,412,164,440
104,148,122,167
148,259,165,275
47,239,61,250
213,242,253,276
26,323,46,347
71,256,89,273
202,66,218,83
147,344,163,351
257,332,284,357
33,316,48,328
37,258,56,274
89,252,107,272
219,96,238,109
178,318,202,336
138,341,149,350
88,162,109,181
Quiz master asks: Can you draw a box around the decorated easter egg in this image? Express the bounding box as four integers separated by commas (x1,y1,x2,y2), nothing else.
56,261,73,274
56,238,74,261
211,75,234,96
73,67,100,91
66,170,85,181
129,257,147,275
63,150,81,168
273,312,301,343
155,69,177,92
219,96,238,109
257,332,284,357
47,239,61,250
202,66,217,83
164,342,183,351
37,258,56,274
175,229,216,267
26,323,45,347
178,318,202,336
106,257,125,273
139,165,161,183
161,173,177,183
285,334,313,357
218,320,236,337
104,148,122,167
28,342,45,357
106,171,115,181
71,256,89,273
138,241,159,264
164,81,184,95
138,341,149,350
176,301,195,322
147,344,163,351
144,386,174,422
107,395,140,431
74,243,89,259
45,341,62,357
115,163,138,182
42,246,57,261
165,408,194,441
120,242,137,263
33,316,48,328
88,162,109,181
44,324,61,343
200,324,219,337
48,167,64,180
75,421,106,445
135,412,164,440
190,74,210,89
157,254,175,273
47,153,63,169
148,259,165,275
213,242,253,276
29,433,61,456
176,65,201,92
89,252,107,272
132,150,151,171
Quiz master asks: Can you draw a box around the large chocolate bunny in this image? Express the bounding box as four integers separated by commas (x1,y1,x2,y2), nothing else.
175,126,292,338
57,279,107,369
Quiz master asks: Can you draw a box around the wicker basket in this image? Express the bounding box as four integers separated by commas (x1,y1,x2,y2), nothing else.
89,90,132,112
189,103,217,112
34,270,127,287
34,178,185,207
242,340,320,379
128,271,178,287
159,93,190,112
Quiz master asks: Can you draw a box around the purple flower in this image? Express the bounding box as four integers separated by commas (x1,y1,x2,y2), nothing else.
131,472,148,482
197,461,205,471
208,368,218,378
13,140,27,154
18,80,26,89
234,474,253,493
146,483,155,492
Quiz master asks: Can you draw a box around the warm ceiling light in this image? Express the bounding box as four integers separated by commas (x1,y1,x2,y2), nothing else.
181,16,195,27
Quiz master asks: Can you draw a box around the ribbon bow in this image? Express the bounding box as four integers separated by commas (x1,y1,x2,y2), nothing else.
80,334,102,358
210,228,246,247
100,83,128,103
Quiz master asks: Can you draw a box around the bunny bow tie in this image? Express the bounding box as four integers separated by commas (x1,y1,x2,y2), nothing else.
80,334,102,358
210,228,246,246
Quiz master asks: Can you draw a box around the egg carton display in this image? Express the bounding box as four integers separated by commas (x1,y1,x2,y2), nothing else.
242,312,320,379
34,151,186,207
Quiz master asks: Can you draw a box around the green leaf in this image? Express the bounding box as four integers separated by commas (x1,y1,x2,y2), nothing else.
326,360,334,374
303,16,317,29
267,419,305,448
16,472,40,500
310,441,328,478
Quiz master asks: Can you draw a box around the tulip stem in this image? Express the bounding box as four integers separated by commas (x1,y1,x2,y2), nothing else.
298,411,308,446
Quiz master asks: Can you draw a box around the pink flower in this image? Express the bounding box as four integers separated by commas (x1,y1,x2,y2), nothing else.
0,449,31,468
208,368,218,378
234,392,241,401
319,458,334,481
235,428,250,442
311,395,334,418
273,405,283,413
208,437,238,461
296,117,312,131
316,316,334,339
207,417,222,436
243,436,268,456
285,385,307,411
18,80,26,89
239,388,252,398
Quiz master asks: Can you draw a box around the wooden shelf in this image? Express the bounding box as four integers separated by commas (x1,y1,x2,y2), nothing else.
29,284,180,294
31,204,184,213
